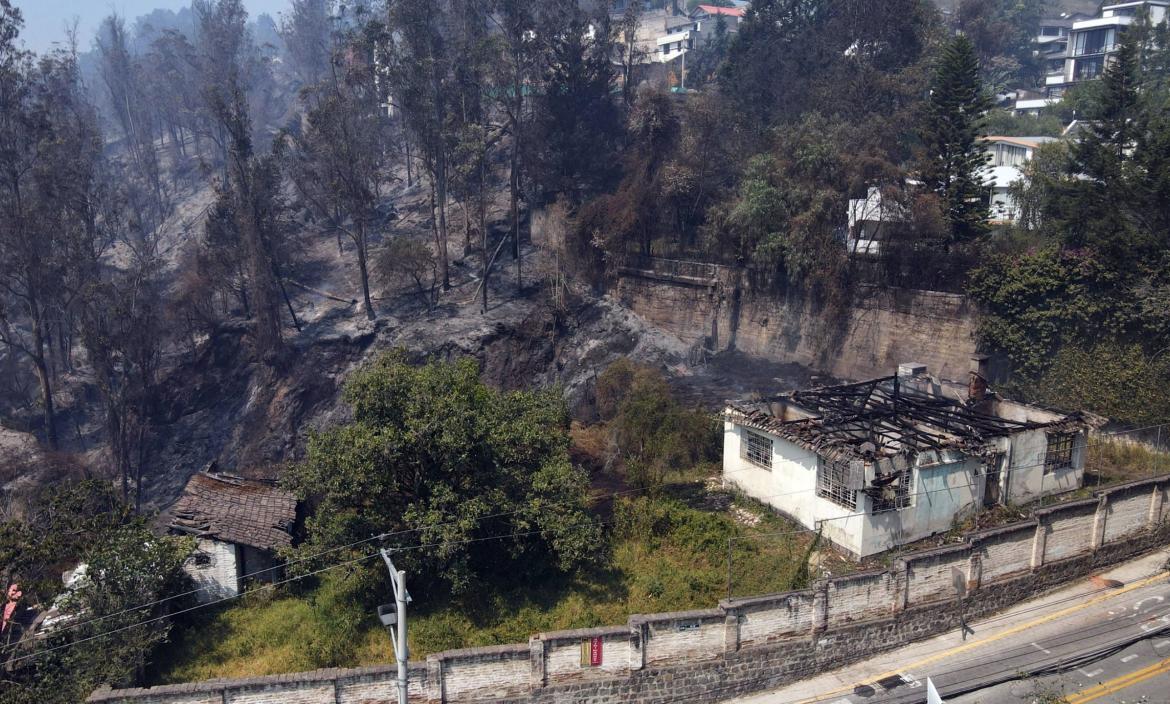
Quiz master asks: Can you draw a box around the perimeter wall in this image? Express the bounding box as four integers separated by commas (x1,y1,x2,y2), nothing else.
91,475,1170,704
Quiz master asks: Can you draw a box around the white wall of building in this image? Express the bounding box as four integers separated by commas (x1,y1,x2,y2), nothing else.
722,417,1084,557
185,538,240,603
723,422,989,557
723,422,865,555
1003,428,1087,504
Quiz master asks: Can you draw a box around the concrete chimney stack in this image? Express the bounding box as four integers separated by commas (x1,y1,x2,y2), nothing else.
968,355,990,403
897,363,927,379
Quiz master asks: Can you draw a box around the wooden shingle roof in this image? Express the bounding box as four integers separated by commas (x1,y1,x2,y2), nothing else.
168,472,296,552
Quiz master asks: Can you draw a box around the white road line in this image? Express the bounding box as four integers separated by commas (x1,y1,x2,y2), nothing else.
1155,640,1170,649
1121,654,1139,663
1078,667,1105,678
1031,642,1052,654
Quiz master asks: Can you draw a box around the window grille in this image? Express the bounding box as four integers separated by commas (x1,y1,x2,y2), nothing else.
817,459,855,510
1045,433,1075,474
872,469,914,512
741,429,772,469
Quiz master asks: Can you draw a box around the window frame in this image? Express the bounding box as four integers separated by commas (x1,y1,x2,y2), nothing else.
872,468,915,512
817,459,856,510
741,428,773,470
1044,432,1076,474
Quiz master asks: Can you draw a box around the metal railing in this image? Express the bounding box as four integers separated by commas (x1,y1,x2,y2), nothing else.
613,254,720,282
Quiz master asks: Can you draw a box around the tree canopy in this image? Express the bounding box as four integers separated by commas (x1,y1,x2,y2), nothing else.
283,351,600,594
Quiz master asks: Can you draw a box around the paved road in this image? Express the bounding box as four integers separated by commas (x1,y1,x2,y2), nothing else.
725,548,1170,704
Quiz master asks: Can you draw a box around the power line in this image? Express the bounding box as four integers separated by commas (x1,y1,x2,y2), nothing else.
4,516,623,666
11,429,1164,651
7,424,1166,660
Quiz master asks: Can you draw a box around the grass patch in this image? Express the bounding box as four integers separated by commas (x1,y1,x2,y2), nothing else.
1086,437,1170,484
148,489,815,683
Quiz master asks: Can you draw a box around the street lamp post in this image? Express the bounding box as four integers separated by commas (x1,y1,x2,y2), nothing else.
378,548,411,704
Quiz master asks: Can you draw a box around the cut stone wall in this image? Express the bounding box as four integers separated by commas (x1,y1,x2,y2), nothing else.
91,476,1170,704
612,262,981,382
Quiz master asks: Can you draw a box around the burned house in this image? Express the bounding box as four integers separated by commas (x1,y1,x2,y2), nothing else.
166,471,297,602
722,360,1094,557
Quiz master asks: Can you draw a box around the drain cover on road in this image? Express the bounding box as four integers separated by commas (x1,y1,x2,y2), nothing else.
875,675,908,691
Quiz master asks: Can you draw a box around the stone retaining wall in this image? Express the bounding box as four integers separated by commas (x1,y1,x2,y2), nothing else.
91,476,1170,704
612,260,981,382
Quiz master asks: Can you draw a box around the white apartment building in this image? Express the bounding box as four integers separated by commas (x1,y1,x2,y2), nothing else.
980,136,1058,224
1021,1,1170,111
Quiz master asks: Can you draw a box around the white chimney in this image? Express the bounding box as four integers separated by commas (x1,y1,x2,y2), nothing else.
897,363,927,379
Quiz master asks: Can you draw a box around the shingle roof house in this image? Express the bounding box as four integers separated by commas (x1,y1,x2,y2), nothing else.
166,472,297,602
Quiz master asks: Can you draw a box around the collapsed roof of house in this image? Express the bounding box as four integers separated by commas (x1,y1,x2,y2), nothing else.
726,372,1092,466
166,472,296,552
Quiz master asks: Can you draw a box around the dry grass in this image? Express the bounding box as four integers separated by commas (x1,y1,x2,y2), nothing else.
1086,437,1170,485
148,480,813,684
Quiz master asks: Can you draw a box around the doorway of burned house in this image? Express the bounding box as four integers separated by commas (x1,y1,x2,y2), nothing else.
983,453,1005,507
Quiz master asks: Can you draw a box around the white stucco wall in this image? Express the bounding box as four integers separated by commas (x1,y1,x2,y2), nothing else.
723,421,864,554
184,538,240,603
725,422,991,557
1005,428,1086,505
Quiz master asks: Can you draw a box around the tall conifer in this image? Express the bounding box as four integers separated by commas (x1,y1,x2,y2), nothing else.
919,34,992,244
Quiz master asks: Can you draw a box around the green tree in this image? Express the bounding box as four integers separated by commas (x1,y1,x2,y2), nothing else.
967,247,1145,380
284,351,600,594
597,360,718,492
1,481,191,704
918,34,992,244
955,0,1046,91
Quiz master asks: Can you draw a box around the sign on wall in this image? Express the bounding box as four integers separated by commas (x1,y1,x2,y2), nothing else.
580,636,603,667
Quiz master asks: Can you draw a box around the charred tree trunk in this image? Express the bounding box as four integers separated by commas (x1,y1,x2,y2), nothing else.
357,222,376,321
30,317,57,451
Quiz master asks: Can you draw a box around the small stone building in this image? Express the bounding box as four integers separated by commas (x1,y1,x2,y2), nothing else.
166,471,296,602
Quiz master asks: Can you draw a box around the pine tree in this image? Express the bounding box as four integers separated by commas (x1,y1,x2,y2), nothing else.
919,34,993,244
1060,39,1146,262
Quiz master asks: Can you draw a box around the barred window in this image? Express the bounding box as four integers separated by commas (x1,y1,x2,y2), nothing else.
1045,433,1075,474
872,469,914,512
741,429,772,469
817,459,855,510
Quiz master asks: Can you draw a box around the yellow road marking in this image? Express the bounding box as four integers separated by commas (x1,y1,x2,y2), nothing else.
793,571,1170,704
1065,655,1170,703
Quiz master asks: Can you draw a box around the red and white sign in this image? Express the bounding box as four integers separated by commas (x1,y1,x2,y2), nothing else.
581,636,603,666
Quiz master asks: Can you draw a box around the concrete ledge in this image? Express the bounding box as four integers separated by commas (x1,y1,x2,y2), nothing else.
967,517,1039,542
629,608,724,625
538,624,631,642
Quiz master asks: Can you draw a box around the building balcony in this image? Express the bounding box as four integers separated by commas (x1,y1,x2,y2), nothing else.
1072,43,1121,56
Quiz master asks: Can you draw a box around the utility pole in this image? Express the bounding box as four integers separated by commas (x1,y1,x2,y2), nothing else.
378,548,411,704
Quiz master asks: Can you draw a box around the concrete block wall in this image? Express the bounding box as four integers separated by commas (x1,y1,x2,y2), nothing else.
436,645,531,701
92,476,1170,704
904,544,970,606
635,609,726,665
724,590,816,647
538,625,633,682
971,521,1036,583
1038,498,1097,562
1104,480,1160,543
823,569,895,628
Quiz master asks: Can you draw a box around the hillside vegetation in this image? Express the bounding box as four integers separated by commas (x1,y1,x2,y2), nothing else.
1,0,1170,700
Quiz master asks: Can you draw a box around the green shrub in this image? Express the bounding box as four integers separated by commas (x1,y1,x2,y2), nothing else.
596,359,720,491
